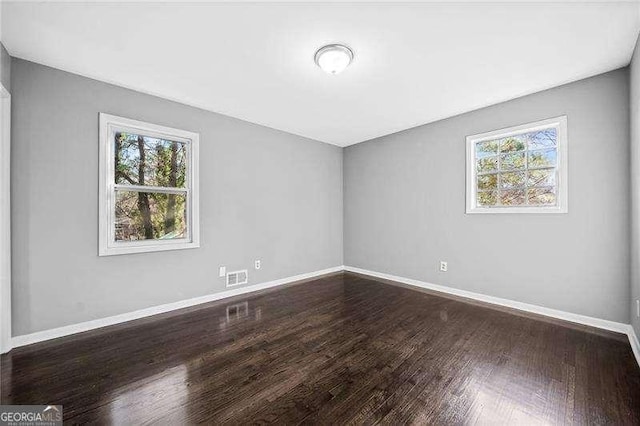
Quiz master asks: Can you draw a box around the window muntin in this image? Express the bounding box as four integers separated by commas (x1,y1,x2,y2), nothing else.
100,114,199,255
466,116,567,214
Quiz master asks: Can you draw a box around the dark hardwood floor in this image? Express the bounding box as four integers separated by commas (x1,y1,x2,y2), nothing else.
2,272,639,424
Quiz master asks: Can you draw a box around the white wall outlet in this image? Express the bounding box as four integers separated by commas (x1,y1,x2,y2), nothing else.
439,261,448,272
254,260,261,270
219,266,226,278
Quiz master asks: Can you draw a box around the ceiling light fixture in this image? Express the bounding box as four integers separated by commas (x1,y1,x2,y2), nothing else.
314,44,354,75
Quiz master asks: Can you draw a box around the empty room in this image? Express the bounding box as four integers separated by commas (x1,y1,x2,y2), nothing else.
0,0,639,424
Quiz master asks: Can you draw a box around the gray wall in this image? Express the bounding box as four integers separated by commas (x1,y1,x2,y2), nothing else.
11,59,343,336
631,36,640,336
344,68,630,323
0,42,9,92
9,55,633,335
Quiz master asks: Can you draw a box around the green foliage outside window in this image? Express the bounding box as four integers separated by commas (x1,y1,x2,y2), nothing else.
475,128,558,208
114,132,188,241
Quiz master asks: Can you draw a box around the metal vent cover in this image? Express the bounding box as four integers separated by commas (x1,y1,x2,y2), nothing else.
226,269,248,287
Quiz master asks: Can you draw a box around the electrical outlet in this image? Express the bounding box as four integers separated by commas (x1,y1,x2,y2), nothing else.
439,261,448,272
254,260,261,270
219,266,226,278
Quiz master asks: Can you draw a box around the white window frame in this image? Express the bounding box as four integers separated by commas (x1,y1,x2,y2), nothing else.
466,116,568,214
99,113,200,256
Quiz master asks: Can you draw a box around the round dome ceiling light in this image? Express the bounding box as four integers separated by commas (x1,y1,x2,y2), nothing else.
314,44,354,75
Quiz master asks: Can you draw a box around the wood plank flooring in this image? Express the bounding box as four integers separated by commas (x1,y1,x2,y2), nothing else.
2,272,639,424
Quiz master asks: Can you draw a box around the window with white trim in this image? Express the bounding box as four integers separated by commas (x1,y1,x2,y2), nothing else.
466,116,568,214
99,114,199,255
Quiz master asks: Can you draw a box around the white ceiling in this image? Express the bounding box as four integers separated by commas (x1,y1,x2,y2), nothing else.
2,1,639,146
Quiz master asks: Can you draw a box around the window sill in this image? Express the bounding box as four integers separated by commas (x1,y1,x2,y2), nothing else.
466,206,568,214
99,241,200,256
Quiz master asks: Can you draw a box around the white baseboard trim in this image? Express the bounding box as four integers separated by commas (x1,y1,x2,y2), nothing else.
345,266,628,332
9,264,640,369
629,327,640,368
10,265,344,350
344,266,640,367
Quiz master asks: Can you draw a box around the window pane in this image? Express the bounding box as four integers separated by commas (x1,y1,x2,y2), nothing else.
528,148,557,168
527,128,557,150
469,120,563,212
527,168,555,187
527,187,556,206
499,136,525,153
500,189,525,206
500,171,525,189
477,174,497,190
477,191,497,207
115,132,187,187
500,152,525,170
477,156,498,173
115,190,188,241
475,140,498,158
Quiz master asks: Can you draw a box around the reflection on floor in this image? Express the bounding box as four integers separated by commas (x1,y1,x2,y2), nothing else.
2,272,639,424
